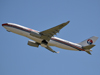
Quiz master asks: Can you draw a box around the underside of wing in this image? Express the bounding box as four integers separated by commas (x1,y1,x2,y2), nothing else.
40,21,70,41
45,45,59,53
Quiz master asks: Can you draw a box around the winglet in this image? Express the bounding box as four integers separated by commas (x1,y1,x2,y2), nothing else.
67,21,70,23
56,51,60,54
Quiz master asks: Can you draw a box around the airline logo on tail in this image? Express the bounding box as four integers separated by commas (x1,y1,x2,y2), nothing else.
87,39,93,45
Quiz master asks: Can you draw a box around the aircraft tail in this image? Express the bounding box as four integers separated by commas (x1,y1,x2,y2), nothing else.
78,36,98,55
78,36,98,46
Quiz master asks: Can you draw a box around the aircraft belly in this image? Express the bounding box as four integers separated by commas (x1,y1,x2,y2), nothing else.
4,26,25,36
8,27,31,38
27,35,42,43
48,40,78,51
4,26,42,43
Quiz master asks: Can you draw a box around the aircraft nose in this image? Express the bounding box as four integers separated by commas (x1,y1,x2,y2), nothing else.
2,23,8,26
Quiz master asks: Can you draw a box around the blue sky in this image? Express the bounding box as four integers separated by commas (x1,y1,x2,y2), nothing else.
0,0,100,75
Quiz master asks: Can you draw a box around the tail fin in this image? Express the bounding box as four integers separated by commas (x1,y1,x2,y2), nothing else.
78,36,98,46
78,36,98,55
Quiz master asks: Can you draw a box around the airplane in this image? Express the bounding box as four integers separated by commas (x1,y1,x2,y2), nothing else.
2,21,98,55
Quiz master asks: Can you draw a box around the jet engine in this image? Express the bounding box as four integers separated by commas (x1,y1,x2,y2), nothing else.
28,40,39,47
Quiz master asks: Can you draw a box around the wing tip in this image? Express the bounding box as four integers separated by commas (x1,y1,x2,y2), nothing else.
68,21,70,23
56,51,60,53
65,21,70,24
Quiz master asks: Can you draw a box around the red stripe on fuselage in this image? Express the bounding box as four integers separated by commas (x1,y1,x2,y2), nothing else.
2,23,85,51
2,23,38,33
51,38,85,51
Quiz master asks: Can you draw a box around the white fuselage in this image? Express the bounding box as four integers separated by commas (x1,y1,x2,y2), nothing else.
2,23,85,51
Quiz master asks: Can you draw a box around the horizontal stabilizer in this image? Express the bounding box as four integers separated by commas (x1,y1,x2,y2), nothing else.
82,44,95,49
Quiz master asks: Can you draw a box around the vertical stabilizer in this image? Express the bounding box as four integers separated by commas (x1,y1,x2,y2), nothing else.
78,36,98,46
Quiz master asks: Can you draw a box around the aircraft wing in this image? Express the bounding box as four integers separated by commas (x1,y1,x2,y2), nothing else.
40,21,70,41
45,45,59,53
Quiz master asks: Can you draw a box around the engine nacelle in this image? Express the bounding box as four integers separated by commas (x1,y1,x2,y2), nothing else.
30,31,41,38
28,40,39,47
